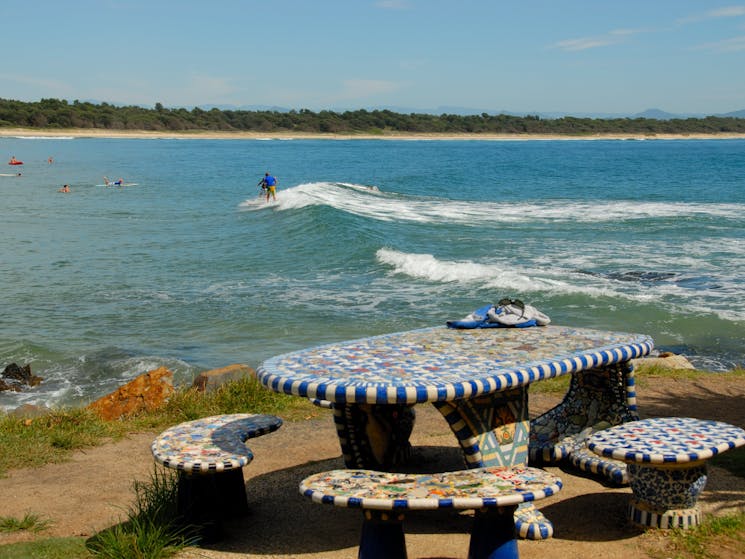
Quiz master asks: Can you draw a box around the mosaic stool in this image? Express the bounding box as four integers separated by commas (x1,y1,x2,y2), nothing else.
151,413,283,539
300,465,562,559
588,417,745,529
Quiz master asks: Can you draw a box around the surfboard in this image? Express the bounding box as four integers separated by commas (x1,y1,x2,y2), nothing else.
97,183,139,187
0,173,21,177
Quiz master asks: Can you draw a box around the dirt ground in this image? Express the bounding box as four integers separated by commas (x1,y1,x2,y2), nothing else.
1,373,744,559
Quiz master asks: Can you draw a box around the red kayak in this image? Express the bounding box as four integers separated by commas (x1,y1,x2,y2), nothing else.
8,161,23,165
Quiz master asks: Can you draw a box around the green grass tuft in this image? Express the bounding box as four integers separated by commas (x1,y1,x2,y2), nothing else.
86,467,196,559
0,512,51,533
663,511,745,558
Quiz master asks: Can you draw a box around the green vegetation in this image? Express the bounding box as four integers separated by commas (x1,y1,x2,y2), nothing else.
86,468,194,559
2,97,744,135
0,537,89,559
0,375,313,477
660,512,745,559
0,513,50,533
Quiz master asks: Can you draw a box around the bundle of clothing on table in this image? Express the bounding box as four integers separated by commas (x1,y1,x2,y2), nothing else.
447,298,551,329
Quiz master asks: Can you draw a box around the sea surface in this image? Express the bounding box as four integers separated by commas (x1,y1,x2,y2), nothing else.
1,135,744,411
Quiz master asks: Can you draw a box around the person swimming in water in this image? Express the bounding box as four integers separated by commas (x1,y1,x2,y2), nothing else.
58,184,70,193
103,176,124,186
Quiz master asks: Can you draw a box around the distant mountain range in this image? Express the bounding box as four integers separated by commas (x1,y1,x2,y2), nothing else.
197,103,745,120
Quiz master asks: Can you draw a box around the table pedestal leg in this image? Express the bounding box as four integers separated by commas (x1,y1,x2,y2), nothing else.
334,403,416,470
434,389,553,540
469,506,520,559
627,462,708,529
358,510,407,559
530,362,638,480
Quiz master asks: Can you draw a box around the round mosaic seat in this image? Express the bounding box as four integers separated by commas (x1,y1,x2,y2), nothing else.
588,417,745,529
151,413,282,541
300,465,561,559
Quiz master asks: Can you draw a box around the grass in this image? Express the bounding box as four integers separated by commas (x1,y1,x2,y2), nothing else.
652,511,745,559
0,512,51,533
0,537,90,559
85,467,195,559
0,375,314,477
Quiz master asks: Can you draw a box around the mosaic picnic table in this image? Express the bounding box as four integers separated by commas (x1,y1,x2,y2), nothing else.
257,324,653,539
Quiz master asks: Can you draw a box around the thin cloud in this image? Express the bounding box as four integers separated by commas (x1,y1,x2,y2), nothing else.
375,0,409,9
553,28,644,51
693,34,745,51
677,5,745,24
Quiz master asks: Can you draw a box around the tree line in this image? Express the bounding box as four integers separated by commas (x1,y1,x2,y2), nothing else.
1,97,744,135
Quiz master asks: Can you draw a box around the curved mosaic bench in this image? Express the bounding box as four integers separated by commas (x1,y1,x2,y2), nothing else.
529,362,638,485
151,413,283,539
300,465,562,559
588,417,745,529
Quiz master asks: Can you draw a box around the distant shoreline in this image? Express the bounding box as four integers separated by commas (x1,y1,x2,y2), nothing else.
2,127,745,141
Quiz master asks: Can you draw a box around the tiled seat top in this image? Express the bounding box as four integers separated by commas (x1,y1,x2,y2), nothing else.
588,417,745,465
152,413,283,473
300,465,562,510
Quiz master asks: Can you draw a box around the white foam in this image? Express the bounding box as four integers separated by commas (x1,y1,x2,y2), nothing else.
238,181,745,224
13,135,75,140
374,248,745,320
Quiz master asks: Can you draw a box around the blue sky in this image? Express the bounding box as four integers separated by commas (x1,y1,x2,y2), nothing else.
2,1,744,115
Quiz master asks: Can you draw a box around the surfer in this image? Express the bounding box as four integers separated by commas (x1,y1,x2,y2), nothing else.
9,156,18,164
260,172,278,202
58,184,70,193
103,176,124,186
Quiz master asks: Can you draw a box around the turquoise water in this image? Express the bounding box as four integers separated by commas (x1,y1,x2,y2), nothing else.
2,135,744,410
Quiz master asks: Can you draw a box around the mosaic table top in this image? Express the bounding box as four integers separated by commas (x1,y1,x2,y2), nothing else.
152,413,283,473
258,325,653,405
588,417,745,465
300,465,562,510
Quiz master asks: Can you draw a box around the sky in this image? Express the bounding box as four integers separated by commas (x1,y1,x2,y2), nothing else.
2,0,745,116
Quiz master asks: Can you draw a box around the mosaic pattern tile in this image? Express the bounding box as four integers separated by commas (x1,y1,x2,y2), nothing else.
152,413,283,473
530,363,638,463
588,417,745,529
588,417,745,464
258,325,653,405
300,465,562,510
569,446,628,485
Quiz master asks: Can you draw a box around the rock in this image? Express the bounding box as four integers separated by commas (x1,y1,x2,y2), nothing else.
1,363,43,391
191,363,256,393
87,366,174,421
10,403,51,418
0,379,23,392
630,353,695,371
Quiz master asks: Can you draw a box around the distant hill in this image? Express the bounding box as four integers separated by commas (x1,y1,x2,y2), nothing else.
722,109,745,118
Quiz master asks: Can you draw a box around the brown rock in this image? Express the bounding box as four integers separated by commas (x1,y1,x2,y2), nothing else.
0,379,23,392
191,363,256,392
631,353,696,371
87,366,174,421
10,404,51,418
1,362,43,390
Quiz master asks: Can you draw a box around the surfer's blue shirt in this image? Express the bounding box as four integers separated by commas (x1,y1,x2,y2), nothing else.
265,175,276,187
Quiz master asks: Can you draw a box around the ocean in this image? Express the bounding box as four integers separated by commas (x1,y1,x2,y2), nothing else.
1,135,744,411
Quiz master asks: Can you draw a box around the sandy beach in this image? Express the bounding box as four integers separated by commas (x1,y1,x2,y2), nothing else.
2,127,745,141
